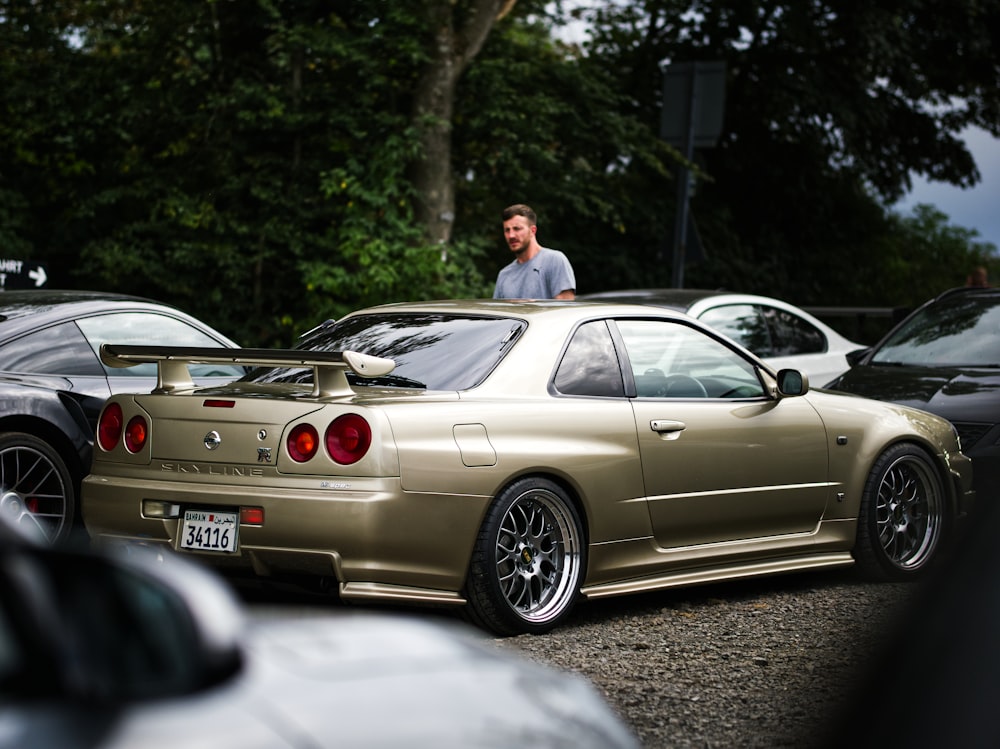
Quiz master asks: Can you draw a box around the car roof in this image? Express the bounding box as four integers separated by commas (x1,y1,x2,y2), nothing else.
0,289,163,318
343,297,693,322
0,289,231,342
578,288,732,311
929,286,1000,302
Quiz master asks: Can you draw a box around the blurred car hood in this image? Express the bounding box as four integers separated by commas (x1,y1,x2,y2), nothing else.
832,364,1000,422
4,612,638,749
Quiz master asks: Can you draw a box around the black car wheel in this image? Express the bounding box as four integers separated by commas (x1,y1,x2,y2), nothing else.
465,477,585,636
0,432,75,545
854,443,945,579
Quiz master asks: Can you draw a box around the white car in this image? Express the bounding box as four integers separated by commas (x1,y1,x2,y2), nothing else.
579,289,866,385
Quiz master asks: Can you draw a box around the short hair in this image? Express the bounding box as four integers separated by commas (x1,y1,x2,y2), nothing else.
502,204,536,225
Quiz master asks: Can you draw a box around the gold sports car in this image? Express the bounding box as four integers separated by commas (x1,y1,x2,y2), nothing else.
82,300,975,636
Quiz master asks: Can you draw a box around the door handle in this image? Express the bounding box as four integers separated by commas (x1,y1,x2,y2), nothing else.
650,419,686,437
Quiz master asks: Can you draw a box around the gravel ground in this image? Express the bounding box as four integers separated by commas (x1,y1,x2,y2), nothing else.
490,569,919,749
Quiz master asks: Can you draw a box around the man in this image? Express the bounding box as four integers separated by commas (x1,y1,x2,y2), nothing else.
966,266,990,287
493,204,576,300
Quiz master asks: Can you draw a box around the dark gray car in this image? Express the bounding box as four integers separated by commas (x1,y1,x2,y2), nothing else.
0,290,244,544
826,286,1000,507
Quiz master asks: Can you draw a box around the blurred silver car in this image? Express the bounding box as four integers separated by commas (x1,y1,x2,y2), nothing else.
579,288,866,384
0,518,639,749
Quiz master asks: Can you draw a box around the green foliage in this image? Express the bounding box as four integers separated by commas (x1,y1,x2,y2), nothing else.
453,14,682,294
882,204,997,305
572,0,1000,307
1,0,997,347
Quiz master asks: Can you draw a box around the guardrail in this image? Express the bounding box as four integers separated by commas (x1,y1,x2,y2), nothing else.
803,306,911,345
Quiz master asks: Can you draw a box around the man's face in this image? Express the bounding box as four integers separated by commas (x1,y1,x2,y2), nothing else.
503,216,534,254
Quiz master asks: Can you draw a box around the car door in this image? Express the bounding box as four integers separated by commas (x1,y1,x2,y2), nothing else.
614,318,831,550
0,321,114,429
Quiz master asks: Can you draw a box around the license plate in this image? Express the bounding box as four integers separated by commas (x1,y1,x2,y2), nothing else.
180,510,239,553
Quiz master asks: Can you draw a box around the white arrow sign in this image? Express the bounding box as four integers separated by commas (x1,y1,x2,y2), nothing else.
28,266,47,287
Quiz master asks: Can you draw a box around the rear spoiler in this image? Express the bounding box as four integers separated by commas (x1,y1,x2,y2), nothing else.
99,344,396,398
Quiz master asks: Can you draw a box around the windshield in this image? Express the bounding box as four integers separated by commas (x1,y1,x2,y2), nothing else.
245,312,526,390
872,292,1000,367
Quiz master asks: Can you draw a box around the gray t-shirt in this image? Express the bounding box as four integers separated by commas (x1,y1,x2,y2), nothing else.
493,247,576,299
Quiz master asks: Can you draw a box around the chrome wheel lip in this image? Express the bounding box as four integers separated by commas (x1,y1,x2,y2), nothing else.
494,488,581,625
0,444,70,544
876,455,942,571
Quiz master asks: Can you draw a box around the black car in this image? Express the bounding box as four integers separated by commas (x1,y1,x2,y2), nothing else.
0,290,243,544
826,286,1000,506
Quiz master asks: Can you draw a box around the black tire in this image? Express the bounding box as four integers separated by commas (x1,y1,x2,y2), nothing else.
464,477,585,636
0,432,76,545
853,443,945,580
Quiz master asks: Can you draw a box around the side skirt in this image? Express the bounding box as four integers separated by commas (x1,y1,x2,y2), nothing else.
580,552,855,600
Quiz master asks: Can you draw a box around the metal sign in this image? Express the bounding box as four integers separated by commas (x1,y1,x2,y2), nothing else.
0,259,49,290
660,60,727,288
660,61,727,149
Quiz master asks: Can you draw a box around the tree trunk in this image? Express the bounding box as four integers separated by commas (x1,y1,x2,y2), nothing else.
411,0,516,253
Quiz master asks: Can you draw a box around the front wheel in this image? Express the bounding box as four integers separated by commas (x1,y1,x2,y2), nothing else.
853,443,946,580
464,477,585,636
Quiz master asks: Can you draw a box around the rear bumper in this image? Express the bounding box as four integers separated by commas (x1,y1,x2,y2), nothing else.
81,472,490,599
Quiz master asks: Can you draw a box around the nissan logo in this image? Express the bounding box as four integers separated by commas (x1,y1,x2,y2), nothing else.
204,430,222,450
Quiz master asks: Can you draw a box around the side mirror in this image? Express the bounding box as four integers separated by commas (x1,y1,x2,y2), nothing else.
846,347,870,367
776,369,809,396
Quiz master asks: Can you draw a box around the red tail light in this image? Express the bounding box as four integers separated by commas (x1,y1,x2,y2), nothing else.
203,399,236,408
240,507,264,525
326,414,371,464
124,415,148,453
97,403,124,451
287,424,319,462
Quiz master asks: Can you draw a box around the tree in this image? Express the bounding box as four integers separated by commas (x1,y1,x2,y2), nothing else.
573,0,1000,305
410,0,518,248
0,1,506,343
883,204,997,305
2,0,997,341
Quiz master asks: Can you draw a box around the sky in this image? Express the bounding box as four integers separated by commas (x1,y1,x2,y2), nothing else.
896,127,1000,253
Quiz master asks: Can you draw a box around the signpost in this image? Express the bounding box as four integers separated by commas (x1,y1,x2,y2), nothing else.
660,60,726,288
0,259,49,290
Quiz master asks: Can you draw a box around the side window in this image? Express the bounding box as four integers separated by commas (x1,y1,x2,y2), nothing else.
553,320,625,397
616,319,765,399
76,313,244,378
697,304,773,356
761,307,826,355
0,323,104,375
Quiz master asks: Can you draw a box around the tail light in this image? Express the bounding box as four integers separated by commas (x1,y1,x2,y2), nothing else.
97,403,124,451
124,415,148,453
287,424,319,462
326,414,371,464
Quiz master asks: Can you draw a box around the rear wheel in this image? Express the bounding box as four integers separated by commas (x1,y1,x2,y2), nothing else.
0,432,75,545
854,443,945,580
465,477,584,636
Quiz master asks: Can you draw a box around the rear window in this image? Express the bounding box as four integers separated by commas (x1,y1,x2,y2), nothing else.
246,313,526,391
